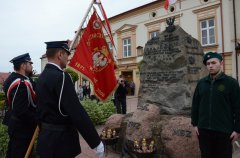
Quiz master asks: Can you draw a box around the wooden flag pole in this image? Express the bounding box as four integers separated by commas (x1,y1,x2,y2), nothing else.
96,0,118,64
24,126,40,158
69,0,96,51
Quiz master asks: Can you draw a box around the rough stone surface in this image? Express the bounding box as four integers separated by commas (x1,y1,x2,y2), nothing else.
138,26,207,115
104,114,125,129
161,116,200,158
126,104,161,141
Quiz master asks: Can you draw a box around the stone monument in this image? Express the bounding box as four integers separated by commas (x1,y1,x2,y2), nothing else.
104,17,206,158
138,17,206,115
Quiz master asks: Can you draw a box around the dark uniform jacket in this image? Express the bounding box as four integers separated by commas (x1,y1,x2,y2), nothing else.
191,73,240,134
3,72,37,158
3,72,37,126
35,64,100,158
114,82,128,100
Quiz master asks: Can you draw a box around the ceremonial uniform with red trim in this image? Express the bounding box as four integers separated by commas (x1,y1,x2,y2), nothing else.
35,63,101,158
3,72,37,158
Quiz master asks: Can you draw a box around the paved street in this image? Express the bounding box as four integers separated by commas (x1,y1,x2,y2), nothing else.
76,96,138,158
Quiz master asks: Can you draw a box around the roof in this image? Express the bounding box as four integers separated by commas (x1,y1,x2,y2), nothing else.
108,0,163,22
40,54,46,59
0,72,11,85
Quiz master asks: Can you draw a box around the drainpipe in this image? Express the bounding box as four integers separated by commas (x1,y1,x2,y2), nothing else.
233,0,239,81
220,0,225,72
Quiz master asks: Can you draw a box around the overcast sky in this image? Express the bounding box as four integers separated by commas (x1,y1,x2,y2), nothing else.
0,0,154,73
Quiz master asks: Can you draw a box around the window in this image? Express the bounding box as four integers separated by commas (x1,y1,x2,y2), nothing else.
200,0,209,4
108,42,113,52
137,46,143,56
123,38,131,57
149,31,159,39
200,19,216,46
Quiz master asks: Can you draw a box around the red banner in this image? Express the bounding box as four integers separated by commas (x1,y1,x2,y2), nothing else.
68,11,117,101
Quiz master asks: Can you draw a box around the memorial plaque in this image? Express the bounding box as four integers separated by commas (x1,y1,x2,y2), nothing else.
138,26,206,115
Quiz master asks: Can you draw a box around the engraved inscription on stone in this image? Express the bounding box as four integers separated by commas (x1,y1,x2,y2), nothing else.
144,46,181,63
172,128,192,137
144,34,182,63
164,34,179,42
137,103,150,111
188,67,201,74
140,70,184,86
188,56,195,65
127,121,141,129
188,79,199,83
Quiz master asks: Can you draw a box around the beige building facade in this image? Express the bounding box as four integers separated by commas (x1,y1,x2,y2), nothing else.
106,0,240,96
41,0,240,96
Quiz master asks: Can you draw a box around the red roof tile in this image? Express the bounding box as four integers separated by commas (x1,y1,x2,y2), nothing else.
0,72,11,85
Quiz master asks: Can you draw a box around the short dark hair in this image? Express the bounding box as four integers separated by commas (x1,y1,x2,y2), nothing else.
13,63,21,71
13,62,26,71
46,48,63,59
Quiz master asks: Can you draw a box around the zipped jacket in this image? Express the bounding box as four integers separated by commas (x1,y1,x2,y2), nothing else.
191,73,240,134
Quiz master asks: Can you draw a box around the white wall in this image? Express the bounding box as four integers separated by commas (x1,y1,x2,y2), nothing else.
41,57,48,72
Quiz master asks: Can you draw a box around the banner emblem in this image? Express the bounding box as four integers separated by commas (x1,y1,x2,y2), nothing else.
92,51,108,72
93,20,101,29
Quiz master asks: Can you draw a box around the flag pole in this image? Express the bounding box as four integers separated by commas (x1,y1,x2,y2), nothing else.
96,1,118,64
24,126,40,158
69,0,96,51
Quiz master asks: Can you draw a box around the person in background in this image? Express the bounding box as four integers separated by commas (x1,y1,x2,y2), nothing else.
82,84,87,99
114,75,128,114
77,85,83,101
35,41,104,158
191,51,240,158
3,53,37,158
130,81,135,96
86,85,91,98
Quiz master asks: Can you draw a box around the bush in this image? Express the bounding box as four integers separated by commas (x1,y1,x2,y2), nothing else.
81,99,116,125
65,68,79,83
0,100,5,111
0,93,5,101
0,121,8,157
0,85,2,92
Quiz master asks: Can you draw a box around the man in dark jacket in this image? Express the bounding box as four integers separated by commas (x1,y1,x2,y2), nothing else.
3,53,37,158
114,75,128,114
191,52,240,158
35,41,104,158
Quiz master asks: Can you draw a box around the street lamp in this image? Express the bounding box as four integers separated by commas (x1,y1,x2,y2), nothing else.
236,42,240,82
236,42,240,53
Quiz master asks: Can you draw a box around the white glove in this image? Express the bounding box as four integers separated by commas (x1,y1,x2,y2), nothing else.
95,141,104,158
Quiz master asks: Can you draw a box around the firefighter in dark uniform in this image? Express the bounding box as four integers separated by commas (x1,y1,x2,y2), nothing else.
3,53,37,158
35,41,104,158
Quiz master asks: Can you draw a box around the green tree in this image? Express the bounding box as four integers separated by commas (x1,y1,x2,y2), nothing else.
65,68,79,83
0,122,8,157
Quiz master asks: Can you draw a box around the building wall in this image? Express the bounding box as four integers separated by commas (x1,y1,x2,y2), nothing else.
40,0,240,97
236,0,240,40
221,0,234,77
41,57,48,71
107,0,239,96
236,0,240,80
